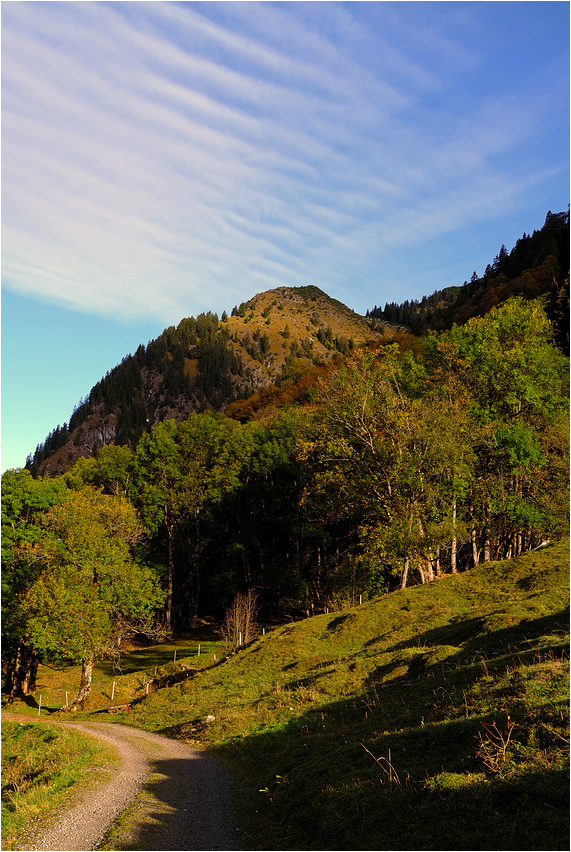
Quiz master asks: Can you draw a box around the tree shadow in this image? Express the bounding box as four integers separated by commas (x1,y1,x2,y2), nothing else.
325,613,355,632
203,691,569,851
111,608,569,850
386,608,569,659
100,628,223,676
104,752,240,851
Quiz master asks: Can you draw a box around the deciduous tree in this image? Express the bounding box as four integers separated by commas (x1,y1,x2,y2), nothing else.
21,488,164,708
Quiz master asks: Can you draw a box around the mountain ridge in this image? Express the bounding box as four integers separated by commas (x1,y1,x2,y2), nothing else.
368,208,569,343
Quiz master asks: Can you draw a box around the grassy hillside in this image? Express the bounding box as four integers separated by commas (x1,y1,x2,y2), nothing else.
3,541,568,849
126,541,569,850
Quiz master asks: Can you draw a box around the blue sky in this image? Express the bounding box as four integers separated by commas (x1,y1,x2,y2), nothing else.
2,1,569,472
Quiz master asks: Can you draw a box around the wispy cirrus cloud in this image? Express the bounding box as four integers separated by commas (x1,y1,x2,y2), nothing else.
2,1,568,322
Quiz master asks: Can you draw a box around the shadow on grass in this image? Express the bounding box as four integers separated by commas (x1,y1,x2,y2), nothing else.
201,698,569,851
100,628,224,676
146,692,566,852
149,608,569,850
268,609,569,700
387,608,569,657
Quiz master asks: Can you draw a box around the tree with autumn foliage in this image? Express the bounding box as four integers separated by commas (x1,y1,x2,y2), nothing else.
443,297,569,559
310,345,475,589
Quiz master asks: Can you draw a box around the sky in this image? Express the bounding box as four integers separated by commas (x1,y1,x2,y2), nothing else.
2,1,569,472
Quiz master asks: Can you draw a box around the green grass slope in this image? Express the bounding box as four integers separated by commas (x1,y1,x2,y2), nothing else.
3,542,568,850
125,540,569,851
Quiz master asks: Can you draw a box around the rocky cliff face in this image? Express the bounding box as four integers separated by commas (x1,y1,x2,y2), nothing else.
31,286,390,476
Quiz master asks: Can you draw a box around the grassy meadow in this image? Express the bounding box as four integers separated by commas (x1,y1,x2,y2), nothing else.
2,540,569,850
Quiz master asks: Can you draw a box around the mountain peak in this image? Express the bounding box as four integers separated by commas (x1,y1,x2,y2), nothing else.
29,287,388,476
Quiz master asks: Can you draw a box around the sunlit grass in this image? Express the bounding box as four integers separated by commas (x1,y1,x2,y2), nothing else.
1,721,119,850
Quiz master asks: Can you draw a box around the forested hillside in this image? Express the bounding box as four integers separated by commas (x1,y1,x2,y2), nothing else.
368,209,569,350
27,286,385,476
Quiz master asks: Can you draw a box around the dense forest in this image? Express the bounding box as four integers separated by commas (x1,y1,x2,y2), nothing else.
26,311,248,469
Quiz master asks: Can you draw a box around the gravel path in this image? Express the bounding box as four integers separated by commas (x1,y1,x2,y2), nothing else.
2,715,240,851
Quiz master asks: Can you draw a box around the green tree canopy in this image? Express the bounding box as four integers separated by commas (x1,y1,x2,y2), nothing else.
21,487,164,707
132,414,253,627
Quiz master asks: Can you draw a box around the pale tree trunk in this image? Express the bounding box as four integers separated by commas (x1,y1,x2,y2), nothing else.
400,557,410,590
434,545,441,577
469,489,479,567
425,557,435,582
419,520,434,582
483,498,491,562
73,655,94,709
450,497,457,574
471,526,479,567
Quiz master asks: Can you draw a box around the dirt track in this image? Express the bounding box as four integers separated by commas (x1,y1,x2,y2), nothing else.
2,715,239,851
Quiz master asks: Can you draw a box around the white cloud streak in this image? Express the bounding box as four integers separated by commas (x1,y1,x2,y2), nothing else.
2,1,568,321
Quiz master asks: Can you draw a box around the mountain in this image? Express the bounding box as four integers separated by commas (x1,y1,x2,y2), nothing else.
28,286,387,476
28,209,570,476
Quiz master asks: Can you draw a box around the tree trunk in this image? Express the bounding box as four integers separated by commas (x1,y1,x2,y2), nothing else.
7,642,38,700
470,526,479,567
469,489,479,567
434,545,441,577
450,497,457,574
484,498,491,562
425,557,435,582
21,652,39,694
187,512,201,629
73,656,94,709
8,641,25,701
400,557,410,590
165,520,174,632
